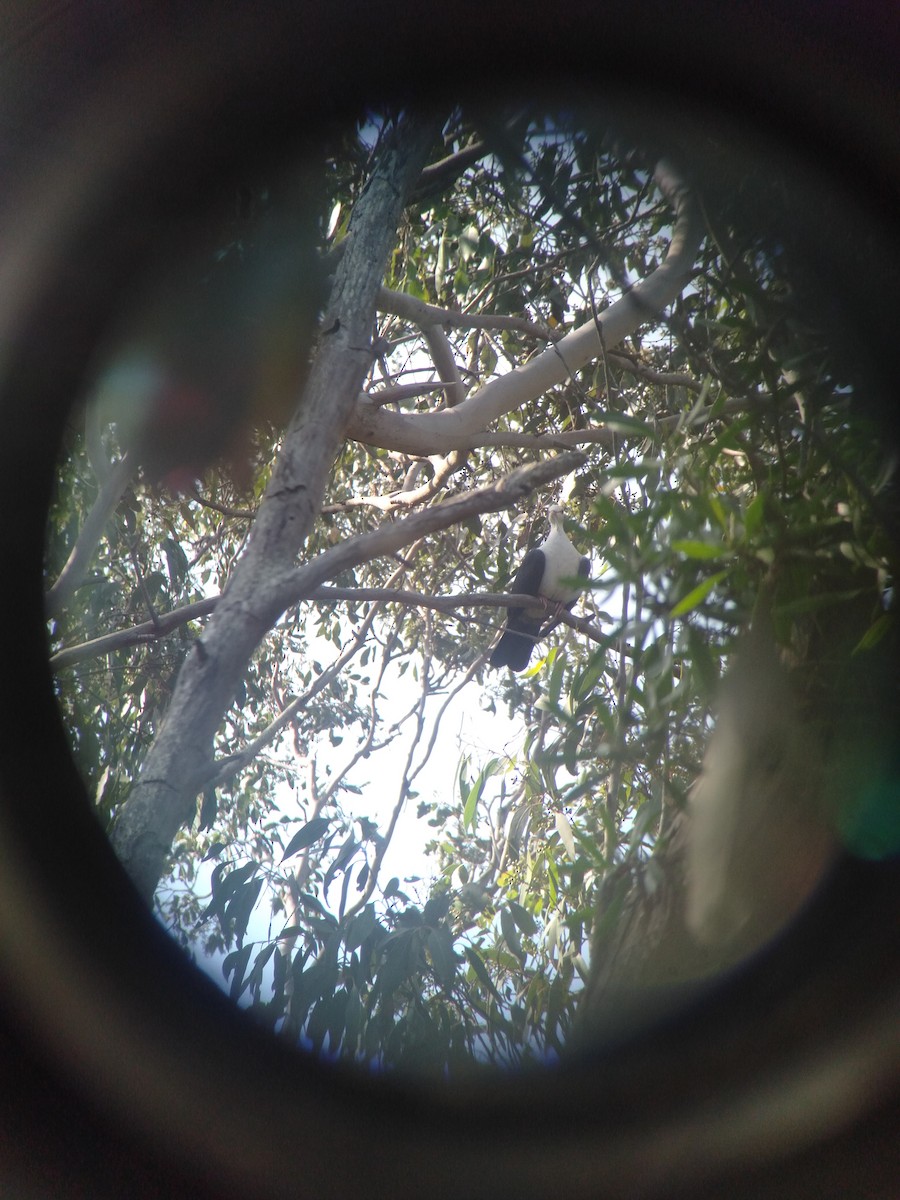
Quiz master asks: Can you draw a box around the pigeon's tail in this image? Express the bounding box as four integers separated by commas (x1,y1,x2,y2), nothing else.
489,622,540,671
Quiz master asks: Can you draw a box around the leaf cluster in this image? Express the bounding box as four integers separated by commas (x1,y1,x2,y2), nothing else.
46,106,897,1073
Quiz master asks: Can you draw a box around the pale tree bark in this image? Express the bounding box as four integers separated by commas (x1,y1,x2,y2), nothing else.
348,160,702,455
111,113,443,900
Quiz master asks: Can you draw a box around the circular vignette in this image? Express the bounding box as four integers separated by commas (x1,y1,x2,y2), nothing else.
1,5,899,1199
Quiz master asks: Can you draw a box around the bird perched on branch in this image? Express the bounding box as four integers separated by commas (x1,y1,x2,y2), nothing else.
490,504,590,671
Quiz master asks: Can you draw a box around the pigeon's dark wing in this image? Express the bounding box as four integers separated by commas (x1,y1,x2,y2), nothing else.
489,547,546,671
572,554,590,602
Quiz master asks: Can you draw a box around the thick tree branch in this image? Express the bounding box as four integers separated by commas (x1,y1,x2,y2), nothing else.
51,597,216,670
49,450,584,672
410,137,491,203
378,286,554,342
422,321,467,408
363,382,443,408
348,161,703,454
50,579,600,671
346,394,754,456
263,452,586,618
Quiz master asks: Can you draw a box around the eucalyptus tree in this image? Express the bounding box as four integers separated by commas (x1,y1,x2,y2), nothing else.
47,106,897,1071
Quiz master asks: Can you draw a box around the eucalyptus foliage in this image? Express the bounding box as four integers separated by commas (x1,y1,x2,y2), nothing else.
47,108,896,1073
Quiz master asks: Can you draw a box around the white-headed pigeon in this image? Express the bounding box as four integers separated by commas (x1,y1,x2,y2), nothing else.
490,505,589,671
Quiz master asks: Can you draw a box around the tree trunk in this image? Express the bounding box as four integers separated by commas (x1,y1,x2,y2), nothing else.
112,114,441,902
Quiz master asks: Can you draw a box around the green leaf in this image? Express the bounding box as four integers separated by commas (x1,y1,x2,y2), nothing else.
687,625,720,699
457,757,469,808
500,908,524,963
708,493,728,530
671,539,727,561
426,926,458,987
323,836,358,892
223,943,252,1001
282,816,331,860
546,855,560,908
562,727,580,776
508,901,538,937
554,811,577,859
462,758,498,833
344,905,378,952
464,945,502,1002
199,786,218,831
854,612,894,652
670,570,730,617
571,655,607,703
423,893,452,925
545,651,566,710
743,491,766,538
202,860,257,922
375,930,415,998
545,972,570,1045
479,343,497,375
226,877,262,946
602,413,656,438
306,998,330,1052
247,943,275,1000
343,987,363,1051
462,775,483,833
